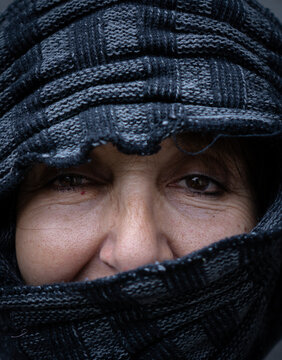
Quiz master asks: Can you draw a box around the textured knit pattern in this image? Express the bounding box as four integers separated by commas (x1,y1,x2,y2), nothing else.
0,0,281,359
0,225,281,360
0,0,281,196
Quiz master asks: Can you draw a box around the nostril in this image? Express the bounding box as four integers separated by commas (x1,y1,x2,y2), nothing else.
99,190,174,272
99,227,174,273
99,236,118,270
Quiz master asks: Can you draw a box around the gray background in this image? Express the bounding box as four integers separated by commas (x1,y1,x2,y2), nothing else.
0,0,281,359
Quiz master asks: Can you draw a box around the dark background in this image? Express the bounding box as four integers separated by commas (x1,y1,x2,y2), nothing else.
0,0,281,359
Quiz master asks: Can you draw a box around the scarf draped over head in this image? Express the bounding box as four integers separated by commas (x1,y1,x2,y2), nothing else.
0,0,281,359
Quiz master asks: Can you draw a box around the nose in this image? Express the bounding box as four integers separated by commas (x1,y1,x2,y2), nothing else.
99,183,173,273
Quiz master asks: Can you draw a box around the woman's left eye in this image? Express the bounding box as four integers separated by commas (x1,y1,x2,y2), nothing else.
176,175,224,196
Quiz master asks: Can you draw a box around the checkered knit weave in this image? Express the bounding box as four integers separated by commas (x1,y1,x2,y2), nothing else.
0,0,281,359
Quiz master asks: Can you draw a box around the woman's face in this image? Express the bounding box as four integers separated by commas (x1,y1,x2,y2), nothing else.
16,135,257,285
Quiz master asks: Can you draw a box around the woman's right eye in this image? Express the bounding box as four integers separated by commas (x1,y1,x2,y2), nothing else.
51,174,91,191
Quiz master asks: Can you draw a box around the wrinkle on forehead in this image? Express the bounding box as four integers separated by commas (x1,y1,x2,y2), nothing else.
21,133,250,190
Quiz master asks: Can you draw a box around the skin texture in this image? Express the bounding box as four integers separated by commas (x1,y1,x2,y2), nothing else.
16,135,257,285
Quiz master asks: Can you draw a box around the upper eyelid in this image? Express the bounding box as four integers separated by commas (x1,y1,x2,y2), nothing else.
55,173,88,179
52,173,93,184
53,172,225,186
51,173,112,190
55,167,111,182
35,163,229,190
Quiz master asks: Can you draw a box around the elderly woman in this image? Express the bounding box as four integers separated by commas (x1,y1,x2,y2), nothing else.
0,0,281,359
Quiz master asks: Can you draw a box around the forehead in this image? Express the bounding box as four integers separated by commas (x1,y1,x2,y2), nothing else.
23,133,248,184
90,133,243,165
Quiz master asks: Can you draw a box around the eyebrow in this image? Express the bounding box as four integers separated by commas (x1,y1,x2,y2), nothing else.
174,133,243,163
175,133,220,153
26,134,243,187
170,135,245,180
165,151,230,182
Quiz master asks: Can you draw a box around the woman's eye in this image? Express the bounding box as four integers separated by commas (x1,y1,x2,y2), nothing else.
177,175,223,195
52,174,91,191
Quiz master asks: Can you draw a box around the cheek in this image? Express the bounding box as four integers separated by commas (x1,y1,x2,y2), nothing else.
16,200,104,285
162,196,256,256
16,190,257,284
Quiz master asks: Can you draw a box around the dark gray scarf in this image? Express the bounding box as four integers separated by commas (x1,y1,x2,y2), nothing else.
0,0,281,359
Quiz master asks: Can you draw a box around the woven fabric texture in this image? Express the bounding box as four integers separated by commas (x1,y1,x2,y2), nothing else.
0,0,281,359
0,0,281,195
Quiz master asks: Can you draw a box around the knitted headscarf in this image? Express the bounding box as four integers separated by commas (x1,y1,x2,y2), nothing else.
0,0,281,359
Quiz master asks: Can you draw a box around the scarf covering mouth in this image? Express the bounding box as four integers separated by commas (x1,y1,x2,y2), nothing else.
0,229,281,360
0,0,281,359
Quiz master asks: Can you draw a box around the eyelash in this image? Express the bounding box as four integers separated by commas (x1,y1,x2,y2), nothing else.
51,174,93,192
176,174,225,196
50,173,225,197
